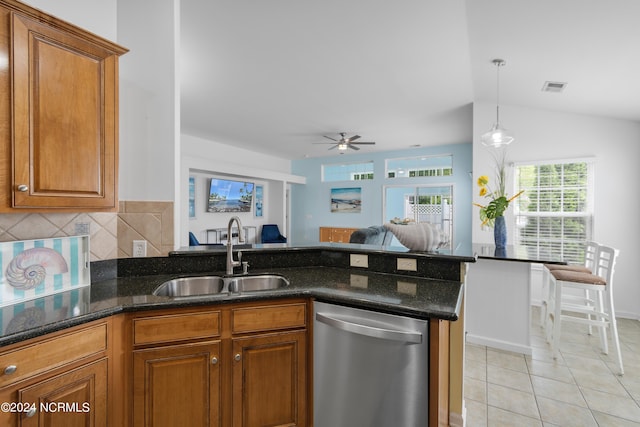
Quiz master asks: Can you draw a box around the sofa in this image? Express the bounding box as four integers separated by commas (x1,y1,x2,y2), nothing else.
348,225,393,246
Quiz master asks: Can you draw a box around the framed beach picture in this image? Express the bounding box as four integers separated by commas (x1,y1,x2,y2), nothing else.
207,178,253,213
188,176,196,218
254,185,263,217
330,187,361,213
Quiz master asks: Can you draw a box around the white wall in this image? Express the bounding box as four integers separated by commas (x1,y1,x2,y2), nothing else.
117,0,179,202
473,102,640,319
188,171,278,245
180,133,300,247
24,0,117,40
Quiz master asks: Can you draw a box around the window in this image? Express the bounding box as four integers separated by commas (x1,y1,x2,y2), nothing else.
322,161,373,182
384,185,454,250
385,155,453,179
514,158,594,263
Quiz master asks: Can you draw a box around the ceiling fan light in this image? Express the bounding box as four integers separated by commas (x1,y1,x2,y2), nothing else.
337,143,348,150
481,123,514,147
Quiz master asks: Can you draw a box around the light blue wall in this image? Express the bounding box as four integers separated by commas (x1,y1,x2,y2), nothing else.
291,143,473,249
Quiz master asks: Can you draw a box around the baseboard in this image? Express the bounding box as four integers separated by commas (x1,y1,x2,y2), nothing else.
449,401,466,427
466,334,533,355
616,310,640,321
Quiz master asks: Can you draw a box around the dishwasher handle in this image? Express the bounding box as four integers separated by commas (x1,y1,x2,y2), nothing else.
315,312,422,344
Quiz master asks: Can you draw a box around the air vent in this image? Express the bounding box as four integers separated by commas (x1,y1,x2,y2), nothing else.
542,81,567,93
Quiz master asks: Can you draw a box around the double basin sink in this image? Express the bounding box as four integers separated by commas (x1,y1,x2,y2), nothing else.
153,274,290,298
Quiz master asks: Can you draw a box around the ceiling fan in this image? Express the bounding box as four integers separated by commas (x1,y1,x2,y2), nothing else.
314,132,376,152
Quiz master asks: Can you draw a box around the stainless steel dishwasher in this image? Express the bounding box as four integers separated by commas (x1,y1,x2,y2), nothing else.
313,301,429,427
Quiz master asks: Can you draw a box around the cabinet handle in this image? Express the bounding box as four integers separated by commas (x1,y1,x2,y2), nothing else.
25,407,37,417
234,353,241,362
211,356,218,365
17,185,28,192
4,365,17,375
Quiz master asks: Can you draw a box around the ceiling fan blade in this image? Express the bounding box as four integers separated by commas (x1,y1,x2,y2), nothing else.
347,135,361,142
323,135,338,141
348,144,360,150
328,144,339,150
313,142,338,145
350,141,376,145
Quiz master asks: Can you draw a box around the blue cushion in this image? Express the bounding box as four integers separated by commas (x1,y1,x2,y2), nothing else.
189,232,200,246
349,226,392,245
261,225,287,243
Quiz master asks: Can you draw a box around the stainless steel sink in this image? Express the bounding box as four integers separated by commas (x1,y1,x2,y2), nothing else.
227,274,290,292
153,276,225,297
152,274,289,297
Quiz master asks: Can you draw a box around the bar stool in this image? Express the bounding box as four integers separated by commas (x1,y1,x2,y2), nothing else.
540,241,600,327
546,245,623,375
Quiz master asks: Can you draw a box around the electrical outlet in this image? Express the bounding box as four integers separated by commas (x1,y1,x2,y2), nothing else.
75,222,90,235
133,240,147,257
397,258,417,271
350,254,368,268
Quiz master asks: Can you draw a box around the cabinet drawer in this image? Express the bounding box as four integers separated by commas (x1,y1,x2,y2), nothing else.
0,323,107,388
133,311,221,346
231,303,306,334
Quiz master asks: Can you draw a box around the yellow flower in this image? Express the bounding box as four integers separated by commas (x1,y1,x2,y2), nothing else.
479,187,487,197
477,175,489,187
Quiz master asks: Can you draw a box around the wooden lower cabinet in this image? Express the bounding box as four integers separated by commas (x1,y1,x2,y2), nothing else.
129,300,309,427
232,331,306,427
319,226,359,243
0,319,110,427
18,359,107,427
132,341,221,427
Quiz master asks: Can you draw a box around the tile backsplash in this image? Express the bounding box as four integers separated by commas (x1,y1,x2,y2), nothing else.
0,200,174,261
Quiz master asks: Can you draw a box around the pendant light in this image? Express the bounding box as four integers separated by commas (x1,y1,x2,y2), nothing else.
481,59,514,147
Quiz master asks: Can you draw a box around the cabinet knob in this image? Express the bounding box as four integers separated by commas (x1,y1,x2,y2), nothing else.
211,356,218,365
4,365,17,375
17,185,29,192
234,353,241,362
25,407,37,418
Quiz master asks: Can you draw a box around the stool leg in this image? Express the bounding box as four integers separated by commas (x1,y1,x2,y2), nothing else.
585,289,593,335
606,292,624,375
551,278,562,359
545,274,555,344
541,267,549,328
596,290,609,355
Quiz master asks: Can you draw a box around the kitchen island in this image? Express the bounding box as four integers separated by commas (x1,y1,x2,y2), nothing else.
0,243,476,426
465,243,565,355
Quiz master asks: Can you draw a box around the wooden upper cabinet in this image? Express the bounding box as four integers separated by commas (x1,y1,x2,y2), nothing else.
0,1,127,211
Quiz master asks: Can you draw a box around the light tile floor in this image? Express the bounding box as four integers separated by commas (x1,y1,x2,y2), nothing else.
465,306,640,426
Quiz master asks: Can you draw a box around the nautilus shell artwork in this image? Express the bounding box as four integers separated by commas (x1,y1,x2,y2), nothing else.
384,222,449,252
5,247,69,290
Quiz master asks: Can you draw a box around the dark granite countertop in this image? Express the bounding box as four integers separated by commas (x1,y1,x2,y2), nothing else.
0,244,472,347
472,243,567,265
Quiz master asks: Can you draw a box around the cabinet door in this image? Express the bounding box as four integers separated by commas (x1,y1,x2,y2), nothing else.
133,341,221,427
10,12,120,209
18,358,107,427
334,228,357,243
318,227,332,242
232,331,307,427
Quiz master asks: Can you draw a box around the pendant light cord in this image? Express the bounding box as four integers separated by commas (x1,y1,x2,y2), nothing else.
495,60,503,125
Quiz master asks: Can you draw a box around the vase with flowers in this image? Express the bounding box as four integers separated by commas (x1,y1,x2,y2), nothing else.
474,150,524,249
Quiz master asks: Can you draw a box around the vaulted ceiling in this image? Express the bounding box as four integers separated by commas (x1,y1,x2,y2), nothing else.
180,0,640,160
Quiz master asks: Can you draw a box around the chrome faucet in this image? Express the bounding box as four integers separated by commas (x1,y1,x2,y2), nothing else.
226,216,245,275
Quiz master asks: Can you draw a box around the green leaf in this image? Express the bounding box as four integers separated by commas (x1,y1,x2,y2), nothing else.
485,196,509,219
